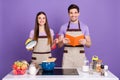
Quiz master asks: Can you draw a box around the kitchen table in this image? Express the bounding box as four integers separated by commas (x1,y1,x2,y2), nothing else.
2,67,119,80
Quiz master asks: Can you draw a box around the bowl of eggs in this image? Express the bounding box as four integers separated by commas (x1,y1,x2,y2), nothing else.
40,57,56,71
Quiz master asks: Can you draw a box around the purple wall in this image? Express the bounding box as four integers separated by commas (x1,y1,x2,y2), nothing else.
0,0,120,79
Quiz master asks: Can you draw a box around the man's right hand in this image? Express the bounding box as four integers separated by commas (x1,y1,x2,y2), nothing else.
63,38,70,44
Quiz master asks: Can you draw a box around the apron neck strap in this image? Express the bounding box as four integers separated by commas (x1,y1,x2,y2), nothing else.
67,21,81,31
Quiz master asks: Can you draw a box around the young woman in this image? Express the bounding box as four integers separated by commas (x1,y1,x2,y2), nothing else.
28,11,54,65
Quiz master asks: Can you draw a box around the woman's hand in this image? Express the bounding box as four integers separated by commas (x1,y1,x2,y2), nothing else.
51,38,60,50
27,48,33,51
54,38,59,44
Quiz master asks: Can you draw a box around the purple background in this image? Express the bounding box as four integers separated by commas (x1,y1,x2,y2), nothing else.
0,0,120,79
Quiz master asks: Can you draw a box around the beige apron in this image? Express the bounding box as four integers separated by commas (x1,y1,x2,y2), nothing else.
32,36,51,64
62,21,86,68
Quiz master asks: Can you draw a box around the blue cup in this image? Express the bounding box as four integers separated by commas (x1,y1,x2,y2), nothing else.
40,62,55,71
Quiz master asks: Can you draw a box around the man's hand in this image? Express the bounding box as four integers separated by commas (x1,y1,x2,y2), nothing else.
63,38,70,44
79,39,86,45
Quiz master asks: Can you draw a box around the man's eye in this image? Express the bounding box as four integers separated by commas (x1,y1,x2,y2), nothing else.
75,12,78,14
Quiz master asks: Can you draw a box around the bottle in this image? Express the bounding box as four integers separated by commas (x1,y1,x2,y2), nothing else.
92,55,98,70
89,62,93,74
29,63,37,75
104,65,108,76
96,60,102,72
100,65,104,76
82,58,89,72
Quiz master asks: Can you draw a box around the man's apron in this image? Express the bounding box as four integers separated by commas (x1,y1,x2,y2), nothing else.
63,21,86,68
32,36,51,64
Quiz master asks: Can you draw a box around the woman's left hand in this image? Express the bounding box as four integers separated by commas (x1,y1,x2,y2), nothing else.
54,38,59,43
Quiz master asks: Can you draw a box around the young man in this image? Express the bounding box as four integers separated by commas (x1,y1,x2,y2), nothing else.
58,4,92,68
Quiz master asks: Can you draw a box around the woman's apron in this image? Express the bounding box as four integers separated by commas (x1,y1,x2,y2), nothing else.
63,21,86,68
32,36,51,64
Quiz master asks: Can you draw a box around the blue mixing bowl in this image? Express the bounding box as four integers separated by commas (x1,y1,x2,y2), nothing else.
40,62,55,71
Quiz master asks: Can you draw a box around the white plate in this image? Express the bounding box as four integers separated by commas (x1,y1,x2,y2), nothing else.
26,40,37,49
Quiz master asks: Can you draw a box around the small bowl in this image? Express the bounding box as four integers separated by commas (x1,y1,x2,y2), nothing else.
25,40,37,50
40,61,55,71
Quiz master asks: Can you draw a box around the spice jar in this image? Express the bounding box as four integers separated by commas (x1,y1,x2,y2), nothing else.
96,59,102,72
100,65,104,76
92,55,98,70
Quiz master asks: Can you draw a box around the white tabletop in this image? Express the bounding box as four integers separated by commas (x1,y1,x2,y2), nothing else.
2,67,119,80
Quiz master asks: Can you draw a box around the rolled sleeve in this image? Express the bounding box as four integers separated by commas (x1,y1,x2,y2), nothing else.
85,25,90,36
29,29,34,39
50,29,54,37
58,25,67,36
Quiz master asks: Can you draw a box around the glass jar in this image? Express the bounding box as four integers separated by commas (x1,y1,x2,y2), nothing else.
82,58,89,72
104,65,108,76
96,60,102,72
92,55,98,70
29,63,37,75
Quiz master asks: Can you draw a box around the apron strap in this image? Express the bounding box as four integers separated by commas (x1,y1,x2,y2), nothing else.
38,36,48,38
64,50,85,54
33,51,51,54
64,45,85,53
64,45,84,47
67,21,81,31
